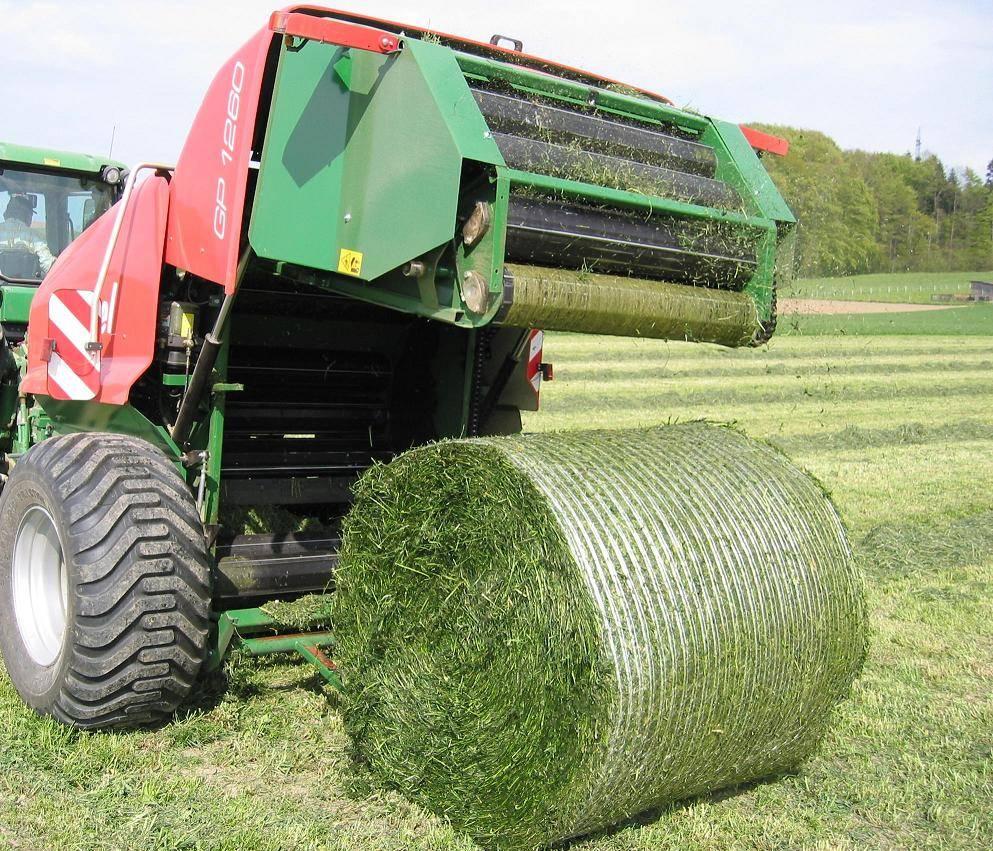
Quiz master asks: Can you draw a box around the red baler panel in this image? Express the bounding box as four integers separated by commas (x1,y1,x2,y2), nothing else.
163,27,272,292
23,176,170,405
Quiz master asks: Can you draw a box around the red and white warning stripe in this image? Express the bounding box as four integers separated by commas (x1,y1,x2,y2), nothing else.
526,329,544,396
47,289,110,401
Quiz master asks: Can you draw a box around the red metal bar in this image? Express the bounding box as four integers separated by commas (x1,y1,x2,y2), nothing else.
270,11,400,53
286,5,674,104
305,645,338,670
739,125,790,157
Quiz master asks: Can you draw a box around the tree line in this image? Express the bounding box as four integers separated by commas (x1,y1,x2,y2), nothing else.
753,125,993,277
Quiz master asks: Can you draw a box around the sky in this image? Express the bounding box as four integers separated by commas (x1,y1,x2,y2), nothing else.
2,0,990,175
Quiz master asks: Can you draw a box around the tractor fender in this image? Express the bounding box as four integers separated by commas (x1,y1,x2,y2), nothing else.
22,176,170,406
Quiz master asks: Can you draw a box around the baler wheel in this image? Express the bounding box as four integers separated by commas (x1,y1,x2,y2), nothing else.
0,433,211,730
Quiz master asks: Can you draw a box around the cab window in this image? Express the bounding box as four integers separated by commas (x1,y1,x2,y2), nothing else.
0,167,115,283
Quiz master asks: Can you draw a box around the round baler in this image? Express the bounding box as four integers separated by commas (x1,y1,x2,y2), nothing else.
0,9,863,848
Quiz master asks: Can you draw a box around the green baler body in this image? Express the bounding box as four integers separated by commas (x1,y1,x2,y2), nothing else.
251,41,503,286
248,36,795,342
0,19,799,616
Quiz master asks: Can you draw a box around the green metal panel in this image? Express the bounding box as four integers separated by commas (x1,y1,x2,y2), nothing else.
249,38,503,282
37,399,181,459
404,40,507,164
745,228,778,325
201,335,232,527
454,53,709,135
0,285,37,324
701,120,795,326
708,121,795,224
0,142,125,175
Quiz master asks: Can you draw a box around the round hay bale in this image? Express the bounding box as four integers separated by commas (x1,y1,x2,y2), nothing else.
333,423,867,849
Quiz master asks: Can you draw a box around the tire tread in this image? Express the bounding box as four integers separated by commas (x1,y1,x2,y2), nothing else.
14,433,210,730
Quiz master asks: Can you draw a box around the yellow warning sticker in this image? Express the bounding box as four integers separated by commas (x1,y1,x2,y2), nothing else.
338,248,364,277
180,311,195,341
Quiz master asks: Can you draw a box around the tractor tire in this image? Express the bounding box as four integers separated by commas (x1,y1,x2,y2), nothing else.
0,432,211,730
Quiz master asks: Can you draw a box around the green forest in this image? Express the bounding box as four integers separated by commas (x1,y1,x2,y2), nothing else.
754,125,993,277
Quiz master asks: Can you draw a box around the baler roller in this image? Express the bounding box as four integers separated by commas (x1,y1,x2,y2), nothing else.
505,196,758,286
472,88,718,178
493,133,741,209
499,263,759,345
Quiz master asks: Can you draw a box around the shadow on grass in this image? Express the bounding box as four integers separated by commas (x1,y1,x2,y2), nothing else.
171,667,231,722
557,772,797,848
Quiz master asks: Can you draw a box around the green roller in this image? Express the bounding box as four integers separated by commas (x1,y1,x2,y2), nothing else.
501,263,759,344
334,423,868,850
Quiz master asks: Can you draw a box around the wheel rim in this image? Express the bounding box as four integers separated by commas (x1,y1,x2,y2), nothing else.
12,506,68,667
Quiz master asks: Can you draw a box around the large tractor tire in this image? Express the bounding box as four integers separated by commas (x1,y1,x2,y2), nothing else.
0,432,211,730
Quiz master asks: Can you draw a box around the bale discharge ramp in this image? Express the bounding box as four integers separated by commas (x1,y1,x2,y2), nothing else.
0,8,862,848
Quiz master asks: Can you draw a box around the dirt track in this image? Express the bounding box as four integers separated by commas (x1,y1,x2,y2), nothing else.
780,299,956,315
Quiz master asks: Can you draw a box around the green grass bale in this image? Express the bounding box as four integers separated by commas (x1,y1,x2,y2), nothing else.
333,423,868,849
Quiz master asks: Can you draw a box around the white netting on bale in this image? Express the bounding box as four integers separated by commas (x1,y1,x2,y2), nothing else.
334,423,868,849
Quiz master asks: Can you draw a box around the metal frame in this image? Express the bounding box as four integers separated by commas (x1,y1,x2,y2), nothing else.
269,10,401,53
89,162,174,354
454,53,706,134
502,168,775,232
207,607,342,690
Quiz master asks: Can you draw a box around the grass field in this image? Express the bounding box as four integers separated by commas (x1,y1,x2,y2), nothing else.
1,278,992,850
783,269,993,336
787,270,993,304
785,301,993,336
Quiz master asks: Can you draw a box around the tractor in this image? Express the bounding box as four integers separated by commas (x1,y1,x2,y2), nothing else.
0,142,125,465
0,7,796,730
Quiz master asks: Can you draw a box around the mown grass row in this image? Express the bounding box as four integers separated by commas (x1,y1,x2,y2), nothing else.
553,356,993,380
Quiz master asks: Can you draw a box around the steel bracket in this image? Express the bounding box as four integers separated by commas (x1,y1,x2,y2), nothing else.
207,607,343,691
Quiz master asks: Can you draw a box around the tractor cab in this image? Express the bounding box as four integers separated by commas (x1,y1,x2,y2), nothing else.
0,143,124,346
0,143,124,286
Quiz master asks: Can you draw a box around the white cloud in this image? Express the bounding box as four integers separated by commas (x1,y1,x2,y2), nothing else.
0,0,988,172
2,3,113,66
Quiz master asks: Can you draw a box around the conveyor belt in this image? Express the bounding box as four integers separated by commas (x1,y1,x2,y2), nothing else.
493,133,740,209
473,89,717,177
213,531,338,607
